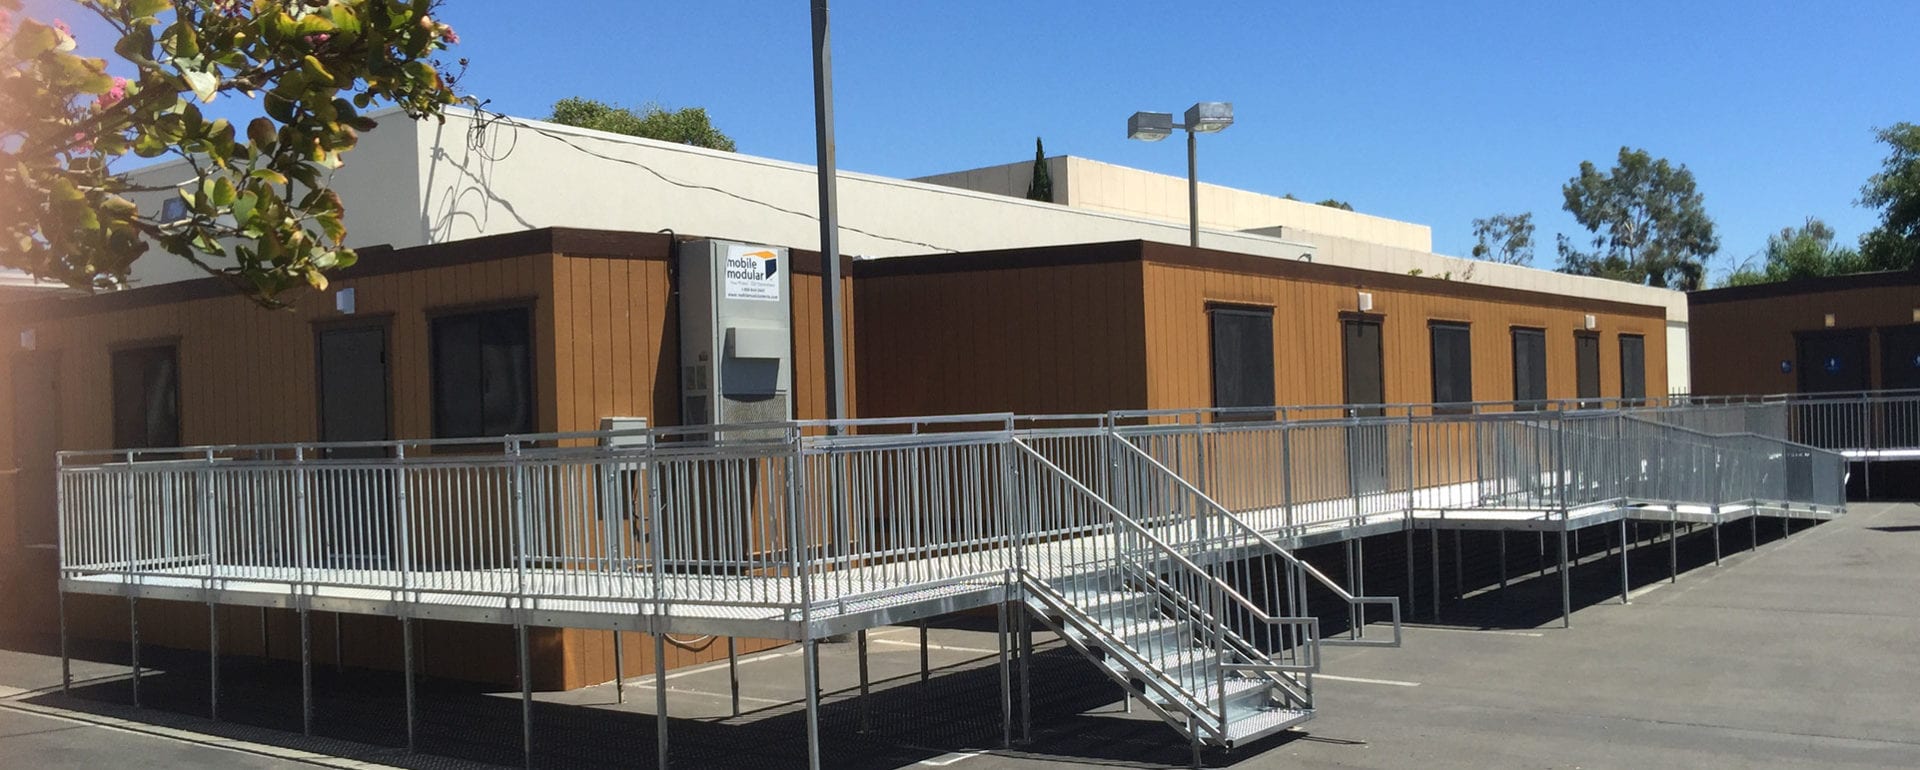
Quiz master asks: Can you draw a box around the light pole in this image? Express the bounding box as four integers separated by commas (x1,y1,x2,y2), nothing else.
1127,102,1234,248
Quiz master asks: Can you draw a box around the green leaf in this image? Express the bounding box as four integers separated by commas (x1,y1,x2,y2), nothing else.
301,55,335,87
249,168,288,186
209,176,236,207
183,70,219,102
128,0,170,19
232,191,259,226
246,117,277,150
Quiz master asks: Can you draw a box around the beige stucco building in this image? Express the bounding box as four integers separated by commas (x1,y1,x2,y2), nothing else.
101,107,1690,390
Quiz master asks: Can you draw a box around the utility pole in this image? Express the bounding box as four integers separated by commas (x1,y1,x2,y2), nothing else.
811,0,848,431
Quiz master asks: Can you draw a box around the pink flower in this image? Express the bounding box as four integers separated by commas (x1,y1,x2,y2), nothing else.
71,130,92,156
0,10,12,30
304,32,331,47
442,25,459,45
53,18,70,36
99,77,129,107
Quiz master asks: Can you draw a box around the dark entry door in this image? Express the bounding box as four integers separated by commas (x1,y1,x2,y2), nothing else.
10,352,61,548
1794,329,1871,448
1575,333,1601,408
1342,319,1388,494
1878,325,1920,449
316,325,392,565
1796,330,1871,394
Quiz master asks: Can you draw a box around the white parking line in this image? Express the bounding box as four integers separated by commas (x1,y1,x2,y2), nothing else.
1313,674,1421,687
918,749,986,766
1412,626,1546,638
628,683,789,706
871,638,1001,655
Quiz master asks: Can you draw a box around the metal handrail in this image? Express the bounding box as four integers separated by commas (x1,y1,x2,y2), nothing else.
1106,435,1403,647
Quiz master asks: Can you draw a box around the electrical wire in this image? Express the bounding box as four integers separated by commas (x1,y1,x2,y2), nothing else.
463,104,956,254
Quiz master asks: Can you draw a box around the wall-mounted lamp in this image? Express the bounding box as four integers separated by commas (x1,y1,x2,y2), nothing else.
1584,314,1597,331
1357,291,1374,313
335,287,357,315
18,328,35,351
1824,313,1836,328
1298,253,1313,262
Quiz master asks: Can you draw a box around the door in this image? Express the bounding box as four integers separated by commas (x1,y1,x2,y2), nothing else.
1877,325,1920,449
1575,333,1601,408
316,325,392,566
1619,335,1648,405
1794,329,1871,448
10,352,61,548
1342,319,1388,495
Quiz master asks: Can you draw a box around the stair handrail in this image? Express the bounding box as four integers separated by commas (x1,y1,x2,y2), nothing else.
1013,439,1321,741
1107,434,1405,647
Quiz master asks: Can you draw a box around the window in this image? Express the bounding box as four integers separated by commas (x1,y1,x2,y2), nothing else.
1209,306,1274,420
1620,334,1647,404
1511,328,1547,410
111,345,181,448
1429,323,1473,414
432,308,533,438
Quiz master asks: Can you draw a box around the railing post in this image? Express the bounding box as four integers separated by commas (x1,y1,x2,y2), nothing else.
649,432,672,619
1279,412,1295,532
510,437,528,600
396,445,412,605
201,448,220,721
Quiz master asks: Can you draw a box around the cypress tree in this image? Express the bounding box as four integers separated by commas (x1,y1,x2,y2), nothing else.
1026,137,1054,202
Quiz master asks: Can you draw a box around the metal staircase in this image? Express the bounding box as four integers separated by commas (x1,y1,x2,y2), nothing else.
1010,438,1379,754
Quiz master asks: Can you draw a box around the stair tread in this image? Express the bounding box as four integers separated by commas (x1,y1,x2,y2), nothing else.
1224,706,1314,744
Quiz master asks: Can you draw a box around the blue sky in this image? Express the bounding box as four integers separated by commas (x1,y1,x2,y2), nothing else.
31,1,1920,281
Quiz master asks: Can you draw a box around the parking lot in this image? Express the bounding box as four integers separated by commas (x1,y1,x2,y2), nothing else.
4,502,1918,769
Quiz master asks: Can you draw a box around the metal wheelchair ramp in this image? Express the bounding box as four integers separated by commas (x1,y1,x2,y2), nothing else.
50,400,1857,767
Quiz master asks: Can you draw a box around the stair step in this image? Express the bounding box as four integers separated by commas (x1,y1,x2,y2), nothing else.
1220,707,1314,747
1144,675,1270,709
1065,590,1157,616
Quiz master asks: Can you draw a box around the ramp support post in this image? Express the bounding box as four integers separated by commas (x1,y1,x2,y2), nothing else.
1558,528,1572,628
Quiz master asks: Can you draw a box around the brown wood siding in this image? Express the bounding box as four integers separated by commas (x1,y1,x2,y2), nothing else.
1139,262,1668,411
853,261,1150,418
0,243,849,689
1689,285,1919,396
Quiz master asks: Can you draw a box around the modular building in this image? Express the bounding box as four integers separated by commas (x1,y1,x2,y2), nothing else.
855,240,1668,420
0,228,851,688
1,228,1672,691
1689,269,1920,396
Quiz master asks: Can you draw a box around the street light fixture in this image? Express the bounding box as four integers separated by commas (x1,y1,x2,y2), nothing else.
1127,102,1233,247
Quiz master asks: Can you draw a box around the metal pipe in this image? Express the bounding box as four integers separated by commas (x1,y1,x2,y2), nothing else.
727,636,740,718
1559,529,1572,628
919,619,930,688
998,601,1012,748
1669,516,1679,584
208,604,220,720
1404,525,1416,619
654,632,669,768
1618,518,1630,604
403,617,416,753
58,585,69,695
129,596,140,708
1429,527,1440,620
803,639,822,770
518,623,532,769
613,631,625,705
1019,604,1033,744
300,608,312,736
857,629,870,733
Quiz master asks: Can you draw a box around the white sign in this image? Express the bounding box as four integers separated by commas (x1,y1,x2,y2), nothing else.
723,244,781,302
